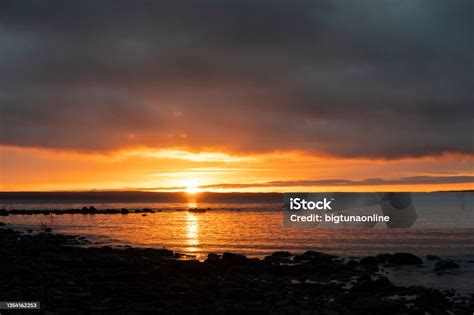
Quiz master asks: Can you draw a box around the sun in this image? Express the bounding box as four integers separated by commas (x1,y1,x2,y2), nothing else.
184,179,200,194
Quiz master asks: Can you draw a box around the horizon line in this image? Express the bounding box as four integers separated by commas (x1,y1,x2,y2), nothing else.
1,189,473,194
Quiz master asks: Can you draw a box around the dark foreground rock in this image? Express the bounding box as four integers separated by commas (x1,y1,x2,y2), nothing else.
388,252,423,265
427,254,441,261
435,259,461,271
0,228,472,314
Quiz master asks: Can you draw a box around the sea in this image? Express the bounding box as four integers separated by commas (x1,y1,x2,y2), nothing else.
1,191,473,293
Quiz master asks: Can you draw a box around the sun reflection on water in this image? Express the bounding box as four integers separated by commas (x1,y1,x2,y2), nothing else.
187,201,198,209
185,212,200,253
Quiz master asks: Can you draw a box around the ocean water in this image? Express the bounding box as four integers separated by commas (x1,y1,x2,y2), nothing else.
1,201,473,259
2,198,474,293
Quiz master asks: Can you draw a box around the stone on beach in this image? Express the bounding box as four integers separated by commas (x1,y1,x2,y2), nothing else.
271,251,292,258
427,254,441,261
434,260,460,271
360,256,379,266
0,228,471,314
389,253,423,265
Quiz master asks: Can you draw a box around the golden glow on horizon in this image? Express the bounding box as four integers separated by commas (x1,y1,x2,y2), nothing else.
0,145,472,192
124,149,259,163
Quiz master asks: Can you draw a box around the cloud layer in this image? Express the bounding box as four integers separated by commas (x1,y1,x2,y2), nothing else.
1,0,473,158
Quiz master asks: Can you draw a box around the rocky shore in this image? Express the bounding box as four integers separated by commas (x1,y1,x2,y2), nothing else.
0,207,159,216
0,207,213,216
0,225,473,314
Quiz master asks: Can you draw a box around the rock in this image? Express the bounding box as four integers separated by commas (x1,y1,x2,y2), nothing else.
264,255,292,264
1,227,469,313
376,253,393,263
352,275,374,293
146,248,174,258
271,251,292,258
188,208,207,213
293,254,311,262
105,209,120,214
204,253,221,264
207,253,219,259
426,254,441,261
0,222,6,226
265,251,293,263
360,256,379,266
294,251,334,263
45,227,52,233
205,253,220,263
346,260,358,267
222,252,253,266
373,276,393,291
418,288,448,306
219,287,249,300
389,253,422,265
264,255,277,263
304,250,335,259
100,297,113,304
434,260,460,271
0,209,9,216
350,298,403,312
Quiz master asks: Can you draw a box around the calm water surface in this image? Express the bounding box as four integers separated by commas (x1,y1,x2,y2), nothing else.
3,201,474,293
2,202,473,260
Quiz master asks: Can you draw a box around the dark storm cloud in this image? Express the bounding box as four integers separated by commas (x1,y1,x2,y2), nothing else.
1,0,473,157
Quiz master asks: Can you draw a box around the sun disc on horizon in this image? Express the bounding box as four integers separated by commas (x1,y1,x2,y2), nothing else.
184,179,200,194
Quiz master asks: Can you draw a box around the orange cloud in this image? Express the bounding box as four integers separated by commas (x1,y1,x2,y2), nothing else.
1,145,472,192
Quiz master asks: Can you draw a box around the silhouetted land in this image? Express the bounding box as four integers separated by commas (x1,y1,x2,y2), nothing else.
1,190,470,205
0,225,472,314
0,191,282,204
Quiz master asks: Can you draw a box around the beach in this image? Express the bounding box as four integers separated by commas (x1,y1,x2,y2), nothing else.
1,223,473,314
1,194,473,313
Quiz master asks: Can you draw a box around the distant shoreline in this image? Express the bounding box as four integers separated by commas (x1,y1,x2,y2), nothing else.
0,190,471,203
0,191,282,203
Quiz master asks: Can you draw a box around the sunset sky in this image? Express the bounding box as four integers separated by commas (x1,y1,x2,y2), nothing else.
0,0,473,192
